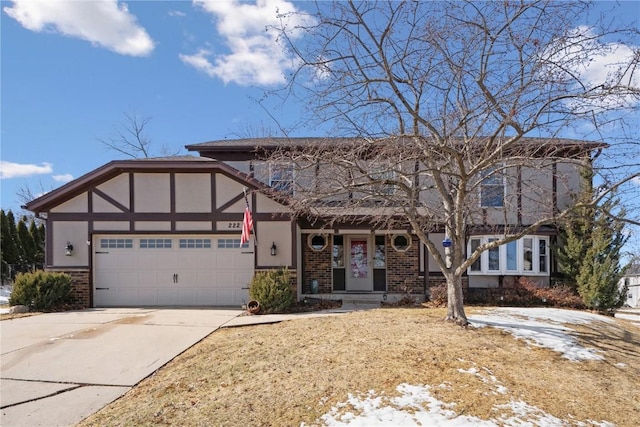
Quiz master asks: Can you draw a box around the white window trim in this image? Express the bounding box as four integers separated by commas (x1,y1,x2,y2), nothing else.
467,235,549,275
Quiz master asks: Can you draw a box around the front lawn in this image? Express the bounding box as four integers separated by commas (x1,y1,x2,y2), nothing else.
79,307,640,426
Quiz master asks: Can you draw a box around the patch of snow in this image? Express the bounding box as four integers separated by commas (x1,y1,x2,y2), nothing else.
469,308,610,361
0,284,11,313
305,308,621,427
307,383,614,427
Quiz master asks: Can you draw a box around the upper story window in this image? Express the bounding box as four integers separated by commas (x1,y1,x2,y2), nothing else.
480,166,504,208
269,163,294,195
371,164,396,196
467,236,549,275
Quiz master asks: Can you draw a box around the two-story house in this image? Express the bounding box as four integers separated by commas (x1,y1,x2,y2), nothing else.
24,137,602,308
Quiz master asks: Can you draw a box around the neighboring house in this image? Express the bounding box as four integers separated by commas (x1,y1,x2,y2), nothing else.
620,263,640,308
25,138,601,308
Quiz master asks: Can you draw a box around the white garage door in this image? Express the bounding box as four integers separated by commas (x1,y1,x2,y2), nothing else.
93,235,254,307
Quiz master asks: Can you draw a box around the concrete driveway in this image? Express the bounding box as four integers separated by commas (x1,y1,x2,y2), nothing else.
1,308,242,427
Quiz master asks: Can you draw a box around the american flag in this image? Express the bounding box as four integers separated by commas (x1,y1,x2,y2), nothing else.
241,191,254,245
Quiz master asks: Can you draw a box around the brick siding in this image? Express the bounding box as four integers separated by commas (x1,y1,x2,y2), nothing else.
301,234,332,294
386,235,422,294
46,268,91,308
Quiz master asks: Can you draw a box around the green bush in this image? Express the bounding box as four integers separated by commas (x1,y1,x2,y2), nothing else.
248,268,294,314
9,271,72,310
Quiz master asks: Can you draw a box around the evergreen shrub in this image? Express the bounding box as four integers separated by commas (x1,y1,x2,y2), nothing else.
9,271,72,310
248,268,294,314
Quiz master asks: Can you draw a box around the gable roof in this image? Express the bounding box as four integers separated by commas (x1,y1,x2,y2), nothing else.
24,156,271,214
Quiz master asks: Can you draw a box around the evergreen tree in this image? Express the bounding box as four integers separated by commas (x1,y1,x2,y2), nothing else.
29,220,45,267
556,161,594,291
576,199,629,311
1,210,20,282
17,216,36,270
556,160,629,311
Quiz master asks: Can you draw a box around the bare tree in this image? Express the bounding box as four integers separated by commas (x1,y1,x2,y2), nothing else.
265,1,640,325
99,111,183,158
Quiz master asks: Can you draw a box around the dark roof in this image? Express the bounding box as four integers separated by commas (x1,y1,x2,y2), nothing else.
186,136,608,157
24,156,269,214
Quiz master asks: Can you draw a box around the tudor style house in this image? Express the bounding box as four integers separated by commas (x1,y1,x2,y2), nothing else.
25,137,600,308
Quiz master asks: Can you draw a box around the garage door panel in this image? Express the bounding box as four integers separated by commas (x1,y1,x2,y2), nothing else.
178,290,197,305
158,289,178,305
94,235,255,307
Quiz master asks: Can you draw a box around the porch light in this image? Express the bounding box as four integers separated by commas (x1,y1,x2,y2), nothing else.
64,241,74,256
442,237,452,248
270,242,277,256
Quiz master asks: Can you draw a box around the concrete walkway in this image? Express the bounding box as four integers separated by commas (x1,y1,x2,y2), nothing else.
0,308,242,427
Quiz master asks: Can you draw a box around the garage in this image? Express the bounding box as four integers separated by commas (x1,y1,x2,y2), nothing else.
93,235,254,307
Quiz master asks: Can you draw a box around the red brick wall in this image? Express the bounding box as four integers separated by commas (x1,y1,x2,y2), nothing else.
47,268,91,308
301,234,332,294
386,235,422,294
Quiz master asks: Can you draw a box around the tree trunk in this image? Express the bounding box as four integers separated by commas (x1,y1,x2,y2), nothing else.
445,274,468,326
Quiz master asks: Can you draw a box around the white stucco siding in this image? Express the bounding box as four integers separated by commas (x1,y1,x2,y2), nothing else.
216,174,247,212
50,193,88,213
95,174,130,209
175,173,211,212
52,221,89,266
133,173,170,212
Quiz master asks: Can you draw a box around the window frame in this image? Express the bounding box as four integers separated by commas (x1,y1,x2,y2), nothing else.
269,162,294,195
479,165,505,208
307,234,328,252
467,235,549,275
391,234,412,252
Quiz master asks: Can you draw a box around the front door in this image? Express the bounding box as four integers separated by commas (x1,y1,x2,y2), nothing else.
346,235,372,291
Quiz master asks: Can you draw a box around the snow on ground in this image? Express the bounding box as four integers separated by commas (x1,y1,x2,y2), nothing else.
305,307,618,427
0,284,11,314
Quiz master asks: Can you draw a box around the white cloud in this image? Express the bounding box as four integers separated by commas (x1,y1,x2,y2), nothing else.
544,26,640,110
52,173,74,183
3,0,154,56
0,161,53,179
182,0,314,86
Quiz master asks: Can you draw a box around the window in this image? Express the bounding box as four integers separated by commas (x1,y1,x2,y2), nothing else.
391,234,411,252
488,238,500,271
179,238,212,249
308,234,328,251
140,238,172,249
470,238,481,271
523,238,533,271
538,240,547,273
100,238,133,249
480,166,504,207
333,235,345,268
269,163,294,195
217,238,249,249
506,241,518,271
467,236,549,275
371,164,396,195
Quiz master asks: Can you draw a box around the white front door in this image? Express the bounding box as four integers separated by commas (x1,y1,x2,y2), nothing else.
346,235,372,291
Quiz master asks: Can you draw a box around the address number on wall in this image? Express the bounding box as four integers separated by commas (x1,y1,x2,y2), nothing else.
217,221,242,231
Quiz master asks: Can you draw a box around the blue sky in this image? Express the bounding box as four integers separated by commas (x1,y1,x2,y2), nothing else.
1,0,320,213
1,0,639,224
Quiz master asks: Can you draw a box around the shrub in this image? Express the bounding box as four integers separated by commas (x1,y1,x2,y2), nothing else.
427,283,448,307
248,268,294,314
9,271,72,310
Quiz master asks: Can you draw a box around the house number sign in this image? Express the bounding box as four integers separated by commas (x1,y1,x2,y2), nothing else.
217,221,242,231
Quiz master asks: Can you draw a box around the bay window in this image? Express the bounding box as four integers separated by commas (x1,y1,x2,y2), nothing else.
467,236,549,275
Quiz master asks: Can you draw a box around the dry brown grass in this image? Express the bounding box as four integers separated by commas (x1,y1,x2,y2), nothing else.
79,307,640,427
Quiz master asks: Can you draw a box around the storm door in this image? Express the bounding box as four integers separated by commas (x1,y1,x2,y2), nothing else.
346,235,373,291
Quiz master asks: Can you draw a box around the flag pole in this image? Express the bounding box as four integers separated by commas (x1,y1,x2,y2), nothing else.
241,187,257,246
